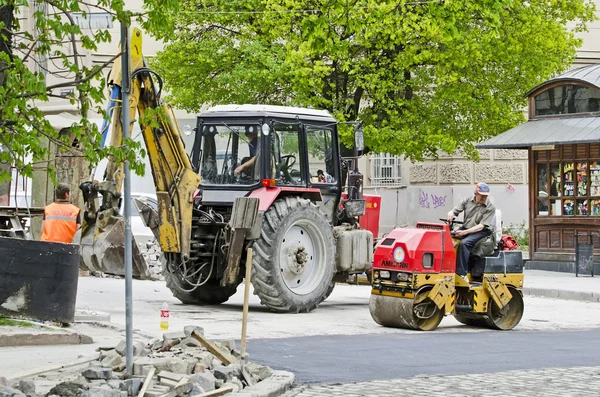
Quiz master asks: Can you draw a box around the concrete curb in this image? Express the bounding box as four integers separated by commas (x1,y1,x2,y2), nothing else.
524,287,600,303
232,370,295,397
0,331,93,347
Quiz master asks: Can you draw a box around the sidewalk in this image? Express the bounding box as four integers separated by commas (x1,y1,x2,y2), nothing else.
524,269,600,302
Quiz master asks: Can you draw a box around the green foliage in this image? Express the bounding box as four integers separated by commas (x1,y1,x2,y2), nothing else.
0,316,34,327
0,0,178,181
152,0,596,161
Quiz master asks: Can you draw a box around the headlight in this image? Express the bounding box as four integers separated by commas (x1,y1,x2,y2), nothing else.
393,246,405,263
396,272,410,282
379,270,391,279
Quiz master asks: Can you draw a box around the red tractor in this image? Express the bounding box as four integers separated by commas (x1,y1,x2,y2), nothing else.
369,219,524,331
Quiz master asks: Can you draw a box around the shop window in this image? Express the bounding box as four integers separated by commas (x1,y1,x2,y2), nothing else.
535,144,600,217
534,84,600,117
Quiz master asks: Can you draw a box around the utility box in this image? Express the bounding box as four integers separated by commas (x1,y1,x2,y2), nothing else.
575,233,595,277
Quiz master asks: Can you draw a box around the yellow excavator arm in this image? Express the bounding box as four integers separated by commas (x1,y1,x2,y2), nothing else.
79,28,200,277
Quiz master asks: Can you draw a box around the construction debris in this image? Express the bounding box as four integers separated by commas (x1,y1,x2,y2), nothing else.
23,326,274,397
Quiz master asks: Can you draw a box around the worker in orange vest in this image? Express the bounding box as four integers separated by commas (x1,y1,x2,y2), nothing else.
40,183,81,243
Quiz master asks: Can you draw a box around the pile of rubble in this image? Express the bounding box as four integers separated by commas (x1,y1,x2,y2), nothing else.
139,240,164,281
1,326,274,397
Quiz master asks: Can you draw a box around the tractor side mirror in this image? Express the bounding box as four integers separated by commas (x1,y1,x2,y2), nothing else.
354,121,364,155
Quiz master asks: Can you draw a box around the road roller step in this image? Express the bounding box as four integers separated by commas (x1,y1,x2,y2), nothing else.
455,304,473,311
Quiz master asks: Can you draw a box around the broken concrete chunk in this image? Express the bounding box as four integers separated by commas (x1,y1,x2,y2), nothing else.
214,378,224,389
219,380,242,393
101,351,122,368
212,365,234,382
188,372,216,392
106,381,122,390
167,358,195,374
115,341,126,356
46,382,88,397
0,378,7,387
220,340,237,351
82,368,113,381
196,352,214,369
115,341,145,356
15,381,35,397
188,383,205,396
157,371,185,382
183,326,204,338
258,365,273,381
132,358,172,376
194,363,207,374
151,340,163,351
180,338,201,348
88,387,121,397
211,358,222,368
162,331,185,340
118,379,142,397
0,387,25,397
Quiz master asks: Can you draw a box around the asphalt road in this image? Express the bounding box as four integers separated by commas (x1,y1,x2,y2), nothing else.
246,328,600,384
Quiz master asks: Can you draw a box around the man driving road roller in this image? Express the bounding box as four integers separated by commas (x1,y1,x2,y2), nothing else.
446,182,496,284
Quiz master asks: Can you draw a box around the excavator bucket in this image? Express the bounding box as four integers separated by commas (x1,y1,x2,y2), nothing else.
79,212,151,279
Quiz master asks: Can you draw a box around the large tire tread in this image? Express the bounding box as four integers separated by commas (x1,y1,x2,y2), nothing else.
252,197,335,313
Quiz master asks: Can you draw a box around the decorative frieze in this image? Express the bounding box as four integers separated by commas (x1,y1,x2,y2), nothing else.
439,164,472,184
409,164,437,183
493,149,528,160
474,163,525,184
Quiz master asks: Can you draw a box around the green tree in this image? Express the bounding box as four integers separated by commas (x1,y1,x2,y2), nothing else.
153,0,596,160
0,0,179,182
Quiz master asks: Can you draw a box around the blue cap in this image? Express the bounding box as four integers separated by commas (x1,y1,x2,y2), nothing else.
475,182,490,195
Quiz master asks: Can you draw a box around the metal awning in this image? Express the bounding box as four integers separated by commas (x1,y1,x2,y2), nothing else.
476,116,600,149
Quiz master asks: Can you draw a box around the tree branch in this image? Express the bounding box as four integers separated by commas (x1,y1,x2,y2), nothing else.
15,52,121,99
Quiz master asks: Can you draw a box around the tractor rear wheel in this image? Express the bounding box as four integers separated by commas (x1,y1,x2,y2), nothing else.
162,255,238,305
252,197,336,313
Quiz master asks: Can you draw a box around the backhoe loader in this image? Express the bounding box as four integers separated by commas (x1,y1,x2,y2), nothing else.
79,28,380,313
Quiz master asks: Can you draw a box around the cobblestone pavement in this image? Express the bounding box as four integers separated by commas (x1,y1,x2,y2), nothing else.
282,366,600,397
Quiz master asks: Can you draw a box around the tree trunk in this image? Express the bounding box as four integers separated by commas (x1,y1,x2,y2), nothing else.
0,4,14,205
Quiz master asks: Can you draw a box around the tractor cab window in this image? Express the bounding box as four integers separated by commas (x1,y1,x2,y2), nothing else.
200,124,261,186
272,122,303,186
306,127,336,184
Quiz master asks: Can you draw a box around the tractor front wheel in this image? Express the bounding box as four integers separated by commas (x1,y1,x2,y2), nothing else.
252,197,336,313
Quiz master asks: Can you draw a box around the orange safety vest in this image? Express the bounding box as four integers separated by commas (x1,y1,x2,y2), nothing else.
41,202,80,243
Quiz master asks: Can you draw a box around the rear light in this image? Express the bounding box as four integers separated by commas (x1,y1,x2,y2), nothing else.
379,270,390,279
193,189,200,199
422,253,434,268
262,179,277,187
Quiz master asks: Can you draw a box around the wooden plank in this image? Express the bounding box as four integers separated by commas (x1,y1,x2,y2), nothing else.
190,387,234,397
137,367,156,397
191,330,237,365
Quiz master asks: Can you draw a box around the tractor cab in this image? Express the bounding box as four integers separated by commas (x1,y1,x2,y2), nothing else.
190,105,345,223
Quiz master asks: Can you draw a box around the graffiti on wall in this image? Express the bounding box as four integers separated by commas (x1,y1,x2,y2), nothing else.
419,189,448,209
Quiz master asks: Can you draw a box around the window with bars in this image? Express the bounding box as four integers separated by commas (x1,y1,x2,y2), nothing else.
370,153,402,187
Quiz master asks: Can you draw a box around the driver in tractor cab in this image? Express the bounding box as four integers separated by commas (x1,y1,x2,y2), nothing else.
446,182,497,284
234,127,259,176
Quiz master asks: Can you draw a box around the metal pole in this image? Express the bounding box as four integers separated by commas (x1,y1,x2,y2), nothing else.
120,20,133,377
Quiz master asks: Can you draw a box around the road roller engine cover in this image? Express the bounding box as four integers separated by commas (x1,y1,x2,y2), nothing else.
369,220,525,331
